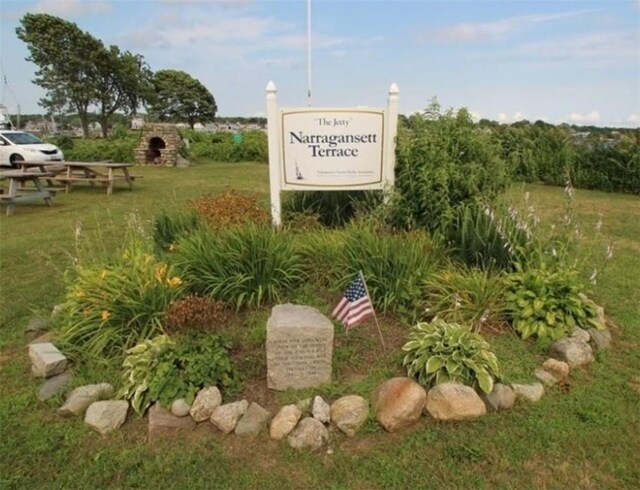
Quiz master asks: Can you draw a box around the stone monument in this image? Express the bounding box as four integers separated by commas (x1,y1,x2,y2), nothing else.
266,304,334,390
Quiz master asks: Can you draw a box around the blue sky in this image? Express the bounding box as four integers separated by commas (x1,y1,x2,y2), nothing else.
1,0,639,126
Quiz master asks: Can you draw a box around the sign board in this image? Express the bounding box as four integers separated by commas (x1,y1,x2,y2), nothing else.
266,82,399,226
280,109,384,190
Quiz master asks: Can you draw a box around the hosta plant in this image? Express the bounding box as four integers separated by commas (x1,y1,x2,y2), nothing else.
402,319,500,394
119,334,239,416
505,264,605,341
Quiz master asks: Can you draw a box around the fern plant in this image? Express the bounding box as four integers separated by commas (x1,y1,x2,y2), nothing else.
402,319,500,394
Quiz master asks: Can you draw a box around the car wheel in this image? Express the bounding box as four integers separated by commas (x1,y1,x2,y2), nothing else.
9,154,24,168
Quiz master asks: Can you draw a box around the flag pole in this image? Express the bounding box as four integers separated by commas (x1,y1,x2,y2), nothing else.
358,271,386,352
307,0,312,107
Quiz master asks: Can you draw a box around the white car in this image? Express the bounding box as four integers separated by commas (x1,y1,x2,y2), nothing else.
0,130,64,167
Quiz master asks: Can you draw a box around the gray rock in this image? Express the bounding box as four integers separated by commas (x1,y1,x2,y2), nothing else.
550,338,594,368
288,417,329,451
38,370,72,401
29,343,67,378
58,383,113,417
171,399,191,417
373,377,427,432
571,327,591,343
189,386,222,422
312,396,331,424
148,403,196,445
512,382,544,402
542,358,570,381
535,368,559,386
25,317,49,342
266,304,334,391
84,400,129,435
270,404,302,440
588,328,612,350
235,402,270,437
425,383,486,421
483,383,516,412
210,400,249,434
330,395,369,437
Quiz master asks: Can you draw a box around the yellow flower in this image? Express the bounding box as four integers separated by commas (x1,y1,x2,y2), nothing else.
168,276,182,287
101,310,111,321
155,264,168,282
100,270,107,280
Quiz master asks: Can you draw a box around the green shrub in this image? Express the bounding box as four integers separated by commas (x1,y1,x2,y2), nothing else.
444,203,532,270
283,191,381,227
426,268,507,332
338,225,444,321
62,133,138,162
153,208,201,253
184,129,268,163
119,334,239,416
402,319,501,394
504,264,605,340
389,103,509,232
173,225,304,308
57,237,185,359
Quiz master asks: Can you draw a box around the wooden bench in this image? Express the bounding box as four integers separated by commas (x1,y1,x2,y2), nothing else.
0,191,53,216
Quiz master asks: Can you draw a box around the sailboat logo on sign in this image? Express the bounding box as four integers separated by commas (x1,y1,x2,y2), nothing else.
295,161,304,180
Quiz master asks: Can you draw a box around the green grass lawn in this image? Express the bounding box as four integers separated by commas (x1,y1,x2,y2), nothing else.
1,162,639,489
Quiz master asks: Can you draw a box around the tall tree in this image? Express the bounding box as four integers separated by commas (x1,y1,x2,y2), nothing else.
16,13,103,137
150,70,217,129
93,46,153,138
17,13,152,138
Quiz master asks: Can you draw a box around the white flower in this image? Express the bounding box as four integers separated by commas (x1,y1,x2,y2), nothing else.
595,215,603,232
605,245,614,260
589,269,598,285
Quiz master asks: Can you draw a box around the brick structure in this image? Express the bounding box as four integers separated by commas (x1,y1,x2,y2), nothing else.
135,123,182,166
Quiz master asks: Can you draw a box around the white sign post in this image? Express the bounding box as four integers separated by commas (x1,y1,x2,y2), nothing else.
266,82,398,226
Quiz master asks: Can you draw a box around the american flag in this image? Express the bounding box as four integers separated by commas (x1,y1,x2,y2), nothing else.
331,272,375,330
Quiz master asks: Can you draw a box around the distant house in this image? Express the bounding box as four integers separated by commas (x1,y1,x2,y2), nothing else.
131,116,145,130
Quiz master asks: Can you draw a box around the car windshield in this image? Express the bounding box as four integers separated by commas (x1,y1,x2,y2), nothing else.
1,132,45,145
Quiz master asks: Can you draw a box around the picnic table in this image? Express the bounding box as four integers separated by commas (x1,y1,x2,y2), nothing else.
18,161,139,196
0,170,55,216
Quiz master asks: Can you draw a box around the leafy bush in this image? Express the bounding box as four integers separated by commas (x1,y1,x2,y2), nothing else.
173,225,304,308
57,237,185,359
389,103,509,233
153,207,201,253
504,264,605,340
61,133,138,162
426,268,507,332
165,295,231,333
189,191,269,228
184,129,268,163
283,191,381,228
402,319,501,394
119,334,239,416
444,203,532,270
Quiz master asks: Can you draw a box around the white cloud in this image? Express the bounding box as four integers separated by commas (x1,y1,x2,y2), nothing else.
426,10,596,43
496,113,508,122
628,114,640,124
513,111,527,121
32,0,112,18
519,31,638,60
568,111,601,123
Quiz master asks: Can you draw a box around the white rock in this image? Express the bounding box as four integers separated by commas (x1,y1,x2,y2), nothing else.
483,383,516,412
312,396,331,423
270,404,303,440
550,338,594,369
571,327,590,343
288,417,329,451
512,382,544,402
330,395,369,437
425,383,486,421
210,400,249,434
535,368,559,386
84,400,129,435
171,399,191,417
29,343,67,378
189,386,222,422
